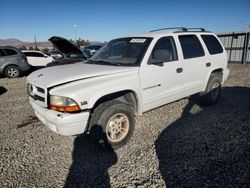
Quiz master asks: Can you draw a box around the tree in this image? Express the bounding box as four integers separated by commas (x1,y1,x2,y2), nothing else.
34,46,40,51
77,38,90,47
19,45,27,50
43,48,49,53
69,38,90,47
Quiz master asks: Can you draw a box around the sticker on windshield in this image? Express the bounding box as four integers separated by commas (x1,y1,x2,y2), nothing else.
130,38,146,43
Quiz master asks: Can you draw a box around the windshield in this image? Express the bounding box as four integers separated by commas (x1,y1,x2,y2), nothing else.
89,37,152,66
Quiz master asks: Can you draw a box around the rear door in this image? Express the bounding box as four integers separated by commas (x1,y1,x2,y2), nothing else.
200,34,225,71
25,52,47,66
2,49,19,65
178,34,208,95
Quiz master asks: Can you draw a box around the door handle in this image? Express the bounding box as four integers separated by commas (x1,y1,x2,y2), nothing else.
206,62,211,67
176,68,183,73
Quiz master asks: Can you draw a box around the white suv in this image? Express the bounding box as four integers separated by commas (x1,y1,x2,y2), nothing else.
27,28,229,149
23,50,54,68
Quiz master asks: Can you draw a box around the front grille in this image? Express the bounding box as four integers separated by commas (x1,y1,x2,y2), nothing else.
28,83,47,107
37,87,45,93
33,94,45,102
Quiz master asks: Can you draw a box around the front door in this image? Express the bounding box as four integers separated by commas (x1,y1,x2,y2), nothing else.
140,36,185,112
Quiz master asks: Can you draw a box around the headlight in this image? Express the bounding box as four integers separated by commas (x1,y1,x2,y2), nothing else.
27,83,33,95
50,95,80,112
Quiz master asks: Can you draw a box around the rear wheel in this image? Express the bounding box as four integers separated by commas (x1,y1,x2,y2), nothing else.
4,65,20,78
199,73,222,105
89,101,135,150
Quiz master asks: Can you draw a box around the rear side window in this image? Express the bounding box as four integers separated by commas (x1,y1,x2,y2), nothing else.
32,52,44,57
4,49,18,56
24,52,44,57
201,35,223,55
24,52,32,57
179,35,204,59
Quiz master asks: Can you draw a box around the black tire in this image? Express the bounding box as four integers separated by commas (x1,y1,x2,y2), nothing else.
89,100,135,150
199,73,222,105
4,65,21,78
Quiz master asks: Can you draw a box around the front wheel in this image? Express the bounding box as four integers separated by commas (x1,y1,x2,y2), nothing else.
89,101,135,150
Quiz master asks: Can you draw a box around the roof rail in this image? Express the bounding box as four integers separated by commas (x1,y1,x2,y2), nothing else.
173,28,206,33
150,27,188,32
186,28,205,32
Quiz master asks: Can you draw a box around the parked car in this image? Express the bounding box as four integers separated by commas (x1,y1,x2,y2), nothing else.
22,50,54,68
80,44,103,58
47,36,87,66
0,46,30,78
27,27,229,149
47,50,63,59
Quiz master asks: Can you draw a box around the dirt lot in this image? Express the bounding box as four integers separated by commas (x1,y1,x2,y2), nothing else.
0,64,249,187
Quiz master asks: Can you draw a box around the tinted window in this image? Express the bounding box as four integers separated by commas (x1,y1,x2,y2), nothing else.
0,49,6,57
201,35,223,55
5,49,17,56
24,52,44,57
179,35,204,59
150,37,178,63
32,52,44,57
92,46,102,50
23,52,33,57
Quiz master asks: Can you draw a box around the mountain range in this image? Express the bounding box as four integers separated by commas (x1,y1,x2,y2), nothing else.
0,38,53,48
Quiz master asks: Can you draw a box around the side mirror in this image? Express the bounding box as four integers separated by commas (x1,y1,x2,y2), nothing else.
44,55,48,58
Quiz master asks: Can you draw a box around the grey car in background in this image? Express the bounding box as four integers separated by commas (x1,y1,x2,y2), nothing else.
0,46,30,78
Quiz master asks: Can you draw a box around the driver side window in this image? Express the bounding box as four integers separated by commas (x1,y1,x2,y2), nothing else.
149,37,178,64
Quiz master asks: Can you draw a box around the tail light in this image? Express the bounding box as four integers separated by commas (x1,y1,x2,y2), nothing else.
21,54,28,62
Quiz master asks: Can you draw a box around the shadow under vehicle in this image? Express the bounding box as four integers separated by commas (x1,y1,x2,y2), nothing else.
155,86,250,187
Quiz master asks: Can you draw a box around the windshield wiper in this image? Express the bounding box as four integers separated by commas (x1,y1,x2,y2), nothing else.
86,59,120,66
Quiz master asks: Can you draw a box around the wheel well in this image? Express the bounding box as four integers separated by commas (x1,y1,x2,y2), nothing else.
211,68,223,74
4,64,19,72
91,90,138,115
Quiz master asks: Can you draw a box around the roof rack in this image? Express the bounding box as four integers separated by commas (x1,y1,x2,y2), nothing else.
150,27,188,32
185,28,205,32
150,27,206,33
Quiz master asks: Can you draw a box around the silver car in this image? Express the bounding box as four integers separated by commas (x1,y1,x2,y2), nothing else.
0,46,30,78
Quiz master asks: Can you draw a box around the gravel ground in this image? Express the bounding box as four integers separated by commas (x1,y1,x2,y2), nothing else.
0,64,249,187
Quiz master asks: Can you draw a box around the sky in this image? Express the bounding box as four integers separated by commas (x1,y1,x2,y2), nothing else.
0,0,249,42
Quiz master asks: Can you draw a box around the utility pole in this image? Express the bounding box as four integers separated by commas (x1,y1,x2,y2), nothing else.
243,24,250,64
73,25,78,46
34,36,37,50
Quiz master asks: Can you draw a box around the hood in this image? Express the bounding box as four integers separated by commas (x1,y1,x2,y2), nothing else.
27,63,138,88
49,36,86,58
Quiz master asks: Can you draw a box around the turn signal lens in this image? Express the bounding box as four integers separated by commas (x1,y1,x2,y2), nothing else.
50,105,80,112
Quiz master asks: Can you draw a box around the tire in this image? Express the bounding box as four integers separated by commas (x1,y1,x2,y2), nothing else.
89,100,135,150
199,73,222,105
4,65,21,78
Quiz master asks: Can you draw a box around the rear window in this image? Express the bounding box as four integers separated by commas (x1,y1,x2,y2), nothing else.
5,49,18,56
201,35,223,55
179,35,204,59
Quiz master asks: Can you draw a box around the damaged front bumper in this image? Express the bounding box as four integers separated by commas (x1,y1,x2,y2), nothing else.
29,97,89,136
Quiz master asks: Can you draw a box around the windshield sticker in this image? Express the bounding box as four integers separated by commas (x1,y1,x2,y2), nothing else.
130,38,146,43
